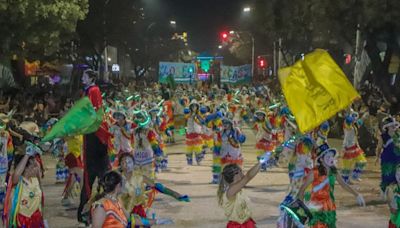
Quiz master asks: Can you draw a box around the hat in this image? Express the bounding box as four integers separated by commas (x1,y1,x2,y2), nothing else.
0,113,10,124
255,110,267,117
112,104,127,119
382,116,400,130
19,121,40,137
316,143,337,160
189,99,200,109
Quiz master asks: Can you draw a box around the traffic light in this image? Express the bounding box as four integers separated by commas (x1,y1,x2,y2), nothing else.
345,54,352,64
257,56,267,68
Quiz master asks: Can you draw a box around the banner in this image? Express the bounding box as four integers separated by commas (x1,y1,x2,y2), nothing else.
159,62,196,83
221,64,252,83
278,49,360,133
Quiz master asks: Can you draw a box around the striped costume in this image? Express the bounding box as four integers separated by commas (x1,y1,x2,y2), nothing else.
184,108,205,165
341,117,366,183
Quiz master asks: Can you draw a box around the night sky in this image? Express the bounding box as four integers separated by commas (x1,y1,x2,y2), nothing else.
142,0,246,53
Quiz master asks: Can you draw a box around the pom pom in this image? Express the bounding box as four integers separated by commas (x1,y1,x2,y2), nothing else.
200,106,207,114
345,115,354,125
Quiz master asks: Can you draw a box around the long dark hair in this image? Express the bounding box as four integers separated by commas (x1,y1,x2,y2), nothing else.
94,171,122,202
217,164,241,206
317,155,337,176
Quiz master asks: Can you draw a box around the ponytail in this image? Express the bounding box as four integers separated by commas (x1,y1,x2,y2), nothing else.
217,164,241,206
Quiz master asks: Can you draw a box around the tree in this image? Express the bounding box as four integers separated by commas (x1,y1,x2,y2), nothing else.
252,0,400,112
77,0,185,82
0,0,88,61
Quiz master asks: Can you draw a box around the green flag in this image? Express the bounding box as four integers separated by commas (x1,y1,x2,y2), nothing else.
42,97,103,142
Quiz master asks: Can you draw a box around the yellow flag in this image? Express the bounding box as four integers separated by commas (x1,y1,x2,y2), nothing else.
278,49,360,133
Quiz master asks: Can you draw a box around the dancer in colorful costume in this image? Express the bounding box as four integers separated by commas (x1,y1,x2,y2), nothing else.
315,121,330,147
163,94,175,144
341,111,367,183
132,111,163,180
4,133,44,227
109,109,135,165
298,143,365,228
61,135,84,206
204,108,223,184
91,170,173,228
0,114,13,208
254,110,276,171
386,165,400,228
278,132,314,217
54,139,69,183
217,114,246,169
200,103,214,157
184,100,205,165
376,116,400,193
118,153,188,224
217,155,270,228
148,103,168,172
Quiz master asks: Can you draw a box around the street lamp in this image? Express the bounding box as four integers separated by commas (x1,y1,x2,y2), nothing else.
218,45,222,49
170,20,176,25
243,7,251,12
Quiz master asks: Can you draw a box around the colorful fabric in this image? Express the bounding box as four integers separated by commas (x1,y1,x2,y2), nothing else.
56,158,69,182
65,135,82,158
65,153,83,169
341,145,367,182
389,185,400,227
18,177,42,218
132,204,147,218
309,169,337,228
42,97,104,142
186,133,204,155
380,133,400,192
0,132,10,196
92,198,127,228
218,129,245,167
278,49,360,133
227,218,256,228
120,172,147,212
16,209,44,228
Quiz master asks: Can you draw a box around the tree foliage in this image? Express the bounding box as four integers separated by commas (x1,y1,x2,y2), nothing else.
252,0,400,112
77,0,187,79
0,0,88,60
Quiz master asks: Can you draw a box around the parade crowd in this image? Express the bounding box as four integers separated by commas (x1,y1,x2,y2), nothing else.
0,69,399,228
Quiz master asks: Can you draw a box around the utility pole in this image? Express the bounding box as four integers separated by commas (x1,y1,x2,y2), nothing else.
251,36,255,82
278,38,282,70
273,41,277,77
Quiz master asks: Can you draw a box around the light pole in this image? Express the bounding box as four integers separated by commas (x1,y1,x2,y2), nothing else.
230,30,255,80
241,6,254,81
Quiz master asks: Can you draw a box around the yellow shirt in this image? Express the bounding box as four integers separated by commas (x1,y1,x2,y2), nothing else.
222,190,252,224
65,135,83,157
18,177,42,217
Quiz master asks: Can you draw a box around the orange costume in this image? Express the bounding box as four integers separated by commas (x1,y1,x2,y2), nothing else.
308,169,337,228
92,198,128,228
